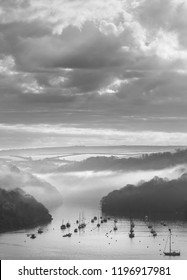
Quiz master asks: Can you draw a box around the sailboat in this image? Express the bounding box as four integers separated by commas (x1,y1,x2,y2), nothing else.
129,225,135,238
129,230,135,238
164,229,180,256
78,212,86,229
66,221,71,228
97,214,101,228
60,220,66,230
113,220,117,231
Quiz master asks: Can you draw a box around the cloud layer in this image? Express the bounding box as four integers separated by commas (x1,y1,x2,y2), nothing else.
0,0,187,147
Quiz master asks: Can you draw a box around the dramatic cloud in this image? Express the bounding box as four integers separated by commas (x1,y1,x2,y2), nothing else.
0,0,187,147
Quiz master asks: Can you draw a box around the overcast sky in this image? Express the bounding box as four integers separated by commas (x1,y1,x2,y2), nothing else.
0,0,187,149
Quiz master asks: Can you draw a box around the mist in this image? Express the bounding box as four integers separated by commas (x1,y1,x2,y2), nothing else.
39,165,186,208
0,164,62,209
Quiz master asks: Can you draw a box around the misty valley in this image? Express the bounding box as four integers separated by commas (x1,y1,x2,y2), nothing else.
1,145,187,259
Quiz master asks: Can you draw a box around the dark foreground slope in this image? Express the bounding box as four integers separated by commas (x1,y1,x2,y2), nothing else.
0,188,52,233
101,175,187,219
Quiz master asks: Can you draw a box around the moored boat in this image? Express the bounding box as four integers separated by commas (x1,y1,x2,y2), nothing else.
66,222,71,228
38,228,43,234
164,229,180,256
63,233,72,237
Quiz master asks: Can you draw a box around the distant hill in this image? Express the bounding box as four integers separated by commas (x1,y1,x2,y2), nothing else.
0,188,52,233
57,148,187,172
0,145,184,156
101,175,187,219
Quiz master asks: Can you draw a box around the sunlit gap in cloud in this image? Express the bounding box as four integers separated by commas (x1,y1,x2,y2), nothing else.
1,123,187,148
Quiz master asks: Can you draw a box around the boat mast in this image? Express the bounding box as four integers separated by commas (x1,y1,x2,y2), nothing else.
82,211,85,224
169,228,171,254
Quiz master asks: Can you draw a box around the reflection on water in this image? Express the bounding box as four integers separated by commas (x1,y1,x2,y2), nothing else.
0,203,187,260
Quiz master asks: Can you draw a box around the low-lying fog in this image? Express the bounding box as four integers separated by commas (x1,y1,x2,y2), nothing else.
1,148,187,210
37,165,186,208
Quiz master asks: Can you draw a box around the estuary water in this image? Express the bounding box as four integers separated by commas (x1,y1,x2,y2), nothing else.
0,202,187,260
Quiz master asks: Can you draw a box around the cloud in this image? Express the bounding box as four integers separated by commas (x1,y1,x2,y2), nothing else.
0,0,187,147
0,123,187,148
0,0,124,33
135,0,187,47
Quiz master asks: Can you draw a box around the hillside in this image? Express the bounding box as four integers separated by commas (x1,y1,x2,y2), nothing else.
101,175,187,219
58,149,187,173
0,188,52,233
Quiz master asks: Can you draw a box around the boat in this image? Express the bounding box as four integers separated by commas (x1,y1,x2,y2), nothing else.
78,212,86,229
150,226,157,237
150,225,157,236
96,213,100,227
129,227,135,238
60,220,66,230
66,222,71,228
78,224,85,229
129,232,135,238
163,229,180,256
38,228,43,234
30,234,36,239
63,233,72,238
113,220,118,231
150,228,155,234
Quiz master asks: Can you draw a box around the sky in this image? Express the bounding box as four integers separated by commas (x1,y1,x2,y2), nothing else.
0,0,187,149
